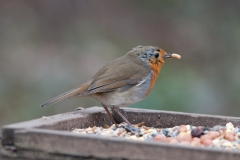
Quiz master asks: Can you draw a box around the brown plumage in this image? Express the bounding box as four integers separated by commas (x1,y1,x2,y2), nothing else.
41,46,181,125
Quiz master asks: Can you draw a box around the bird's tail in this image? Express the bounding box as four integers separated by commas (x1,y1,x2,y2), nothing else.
41,83,89,107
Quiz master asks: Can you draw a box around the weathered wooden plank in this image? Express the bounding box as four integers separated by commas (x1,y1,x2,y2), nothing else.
2,106,240,147
1,107,111,146
113,107,240,127
2,107,240,159
16,149,98,160
14,128,240,160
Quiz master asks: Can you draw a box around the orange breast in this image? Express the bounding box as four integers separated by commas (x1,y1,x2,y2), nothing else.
145,62,162,96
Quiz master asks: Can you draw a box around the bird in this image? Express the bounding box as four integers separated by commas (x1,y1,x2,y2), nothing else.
41,46,181,126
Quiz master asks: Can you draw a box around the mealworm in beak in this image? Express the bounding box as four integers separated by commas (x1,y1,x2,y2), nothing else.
172,53,181,59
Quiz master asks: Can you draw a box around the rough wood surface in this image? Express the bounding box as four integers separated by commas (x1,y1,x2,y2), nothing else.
113,107,240,127
3,106,240,146
15,128,240,160
1,106,240,159
1,107,110,146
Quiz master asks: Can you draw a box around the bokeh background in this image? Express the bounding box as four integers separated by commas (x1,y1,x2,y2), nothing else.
1,0,240,129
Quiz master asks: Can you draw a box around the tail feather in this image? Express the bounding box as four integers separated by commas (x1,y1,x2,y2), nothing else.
41,83,89,107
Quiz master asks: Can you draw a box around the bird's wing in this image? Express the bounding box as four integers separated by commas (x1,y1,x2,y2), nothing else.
84,78,140,95
83,56,149,95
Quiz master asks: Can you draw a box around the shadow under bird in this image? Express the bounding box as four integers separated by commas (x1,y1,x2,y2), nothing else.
41,46,181,125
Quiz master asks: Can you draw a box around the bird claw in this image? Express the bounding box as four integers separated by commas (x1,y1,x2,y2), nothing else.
124,125,139,135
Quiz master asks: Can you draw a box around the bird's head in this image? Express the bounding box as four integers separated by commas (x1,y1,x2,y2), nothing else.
129,46,181,70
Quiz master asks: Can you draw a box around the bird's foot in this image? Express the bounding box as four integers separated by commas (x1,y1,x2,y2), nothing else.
124,124,139,135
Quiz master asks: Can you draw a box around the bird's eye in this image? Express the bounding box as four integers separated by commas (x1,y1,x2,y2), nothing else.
156,49,160,52
154,53,159,58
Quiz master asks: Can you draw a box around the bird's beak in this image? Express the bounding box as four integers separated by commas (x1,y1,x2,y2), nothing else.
163,53,173,59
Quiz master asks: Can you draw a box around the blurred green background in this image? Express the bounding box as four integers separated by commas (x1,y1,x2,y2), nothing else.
1,0,240,128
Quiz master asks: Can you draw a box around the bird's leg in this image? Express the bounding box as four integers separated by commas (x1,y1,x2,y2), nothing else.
112,106,132,126
102,104,117,125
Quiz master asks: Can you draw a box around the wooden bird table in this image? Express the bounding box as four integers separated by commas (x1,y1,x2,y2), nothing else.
1,107,240,160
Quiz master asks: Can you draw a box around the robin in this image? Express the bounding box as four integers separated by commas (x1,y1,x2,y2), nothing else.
41,46,181,126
